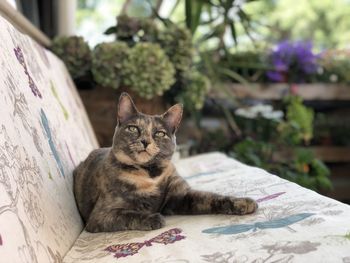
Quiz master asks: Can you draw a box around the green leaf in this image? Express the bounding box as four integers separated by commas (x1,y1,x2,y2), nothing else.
219,68,251,88
229,21,237,46
316,175,332,191
104,26,117,35
185,0,204,34
192,1,203,33
197,25,223,43
185,0,192,32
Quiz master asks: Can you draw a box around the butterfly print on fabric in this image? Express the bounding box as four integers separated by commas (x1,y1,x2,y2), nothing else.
105,228,185,259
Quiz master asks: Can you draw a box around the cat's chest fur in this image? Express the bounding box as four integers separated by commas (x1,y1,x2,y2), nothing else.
104,161,175,196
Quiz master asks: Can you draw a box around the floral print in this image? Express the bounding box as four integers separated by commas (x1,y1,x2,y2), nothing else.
14,46,42,98
0,15,97,263
1,14,350,263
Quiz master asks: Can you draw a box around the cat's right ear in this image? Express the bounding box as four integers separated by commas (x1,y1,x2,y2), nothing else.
117,92,138,124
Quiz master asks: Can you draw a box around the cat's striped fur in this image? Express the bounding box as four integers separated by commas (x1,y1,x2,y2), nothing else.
73,93,257,233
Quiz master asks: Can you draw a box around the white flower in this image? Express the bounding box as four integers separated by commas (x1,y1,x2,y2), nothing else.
235,108,256,119
262,110,284,120
330,74,338,82
235,104,283,120
317,66,324,75
251,104,273,114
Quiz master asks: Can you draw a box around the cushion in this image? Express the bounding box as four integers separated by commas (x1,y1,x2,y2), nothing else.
0,15,98,262
64,153,350,262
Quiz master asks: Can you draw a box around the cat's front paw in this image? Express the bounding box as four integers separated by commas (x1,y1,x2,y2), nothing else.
143,213,165,230
234,197,258,215
230,197,258,215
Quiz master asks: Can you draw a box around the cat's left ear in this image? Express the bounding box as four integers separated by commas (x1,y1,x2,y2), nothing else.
162,104,183,134
118,92,139,124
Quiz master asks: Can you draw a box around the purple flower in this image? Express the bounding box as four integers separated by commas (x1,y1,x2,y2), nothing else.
266,40,318,83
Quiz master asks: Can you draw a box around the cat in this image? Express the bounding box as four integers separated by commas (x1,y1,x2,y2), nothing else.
73,92,258,233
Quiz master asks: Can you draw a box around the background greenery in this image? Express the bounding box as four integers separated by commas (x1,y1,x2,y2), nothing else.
69,0,350,193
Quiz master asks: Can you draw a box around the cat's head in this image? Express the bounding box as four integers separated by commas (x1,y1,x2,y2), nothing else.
112,93,183,165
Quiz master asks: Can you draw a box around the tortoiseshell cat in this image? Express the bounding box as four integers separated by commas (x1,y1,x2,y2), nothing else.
74,93,258,233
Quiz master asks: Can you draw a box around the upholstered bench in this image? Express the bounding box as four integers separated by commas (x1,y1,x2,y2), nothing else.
1,15,350,263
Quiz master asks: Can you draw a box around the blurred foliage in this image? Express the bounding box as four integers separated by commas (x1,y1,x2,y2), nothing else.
211,44,350,84
91,42,129,89
196,129,229,153
219,51,269,82
317,50,350,84
182,0,259,51
175,70,211,111
280,96,314,145
56,13,209,110
158,25,194,72
313,113,350,146
51,36,92,80
72,1,339,193
102,15,212,111
230,96,331,192
105,15,159,43
244,0,350,50
123,42,176,99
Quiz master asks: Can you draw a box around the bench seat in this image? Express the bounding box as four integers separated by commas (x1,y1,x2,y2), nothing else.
0,14,349,263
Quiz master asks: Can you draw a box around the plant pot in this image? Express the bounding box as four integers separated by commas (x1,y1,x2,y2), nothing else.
78,86,168,147
117,86,167,115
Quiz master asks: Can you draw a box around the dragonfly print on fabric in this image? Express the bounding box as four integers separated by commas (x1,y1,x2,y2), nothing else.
105,228,185,259
202,213,315,235
13,46,42,98
40,109,65,177
256,192,286,203
51,81,69,120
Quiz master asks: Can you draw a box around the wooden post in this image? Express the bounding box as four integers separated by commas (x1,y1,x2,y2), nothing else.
0,0,51,46
57,0,77,36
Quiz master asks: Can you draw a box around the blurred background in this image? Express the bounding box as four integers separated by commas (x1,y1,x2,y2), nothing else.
4,0,350,203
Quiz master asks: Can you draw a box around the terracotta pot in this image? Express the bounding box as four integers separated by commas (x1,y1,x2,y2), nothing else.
78,86,167,147
117,86,167,115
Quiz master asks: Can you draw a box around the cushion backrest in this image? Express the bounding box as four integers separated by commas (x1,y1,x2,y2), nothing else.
0,15,98,262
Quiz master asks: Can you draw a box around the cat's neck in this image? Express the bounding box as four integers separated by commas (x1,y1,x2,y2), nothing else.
108,150,171,179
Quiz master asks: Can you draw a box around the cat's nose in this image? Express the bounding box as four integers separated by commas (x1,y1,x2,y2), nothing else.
141,139,149,148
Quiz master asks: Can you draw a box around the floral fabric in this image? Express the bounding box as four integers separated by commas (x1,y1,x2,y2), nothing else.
1,13,350,263
0,15,98,263
64,153,350,263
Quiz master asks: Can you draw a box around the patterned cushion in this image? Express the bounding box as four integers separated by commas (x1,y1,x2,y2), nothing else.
64,153,350,262
1,12,350,263
0,15,98,262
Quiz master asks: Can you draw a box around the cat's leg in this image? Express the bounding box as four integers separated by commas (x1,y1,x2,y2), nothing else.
85,199,165,232
162,175,257,215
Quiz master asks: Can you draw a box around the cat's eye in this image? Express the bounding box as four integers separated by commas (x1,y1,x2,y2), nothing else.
126,126,138,133
155,131,166,137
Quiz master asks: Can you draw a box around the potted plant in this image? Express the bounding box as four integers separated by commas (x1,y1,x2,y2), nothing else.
51,36,92,88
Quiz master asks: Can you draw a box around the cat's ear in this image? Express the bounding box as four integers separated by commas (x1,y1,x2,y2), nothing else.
118,92,138,124
162,103,183,133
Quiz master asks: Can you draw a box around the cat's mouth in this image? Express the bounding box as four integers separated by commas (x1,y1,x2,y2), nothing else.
134,149,154,163
137,149,151,155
